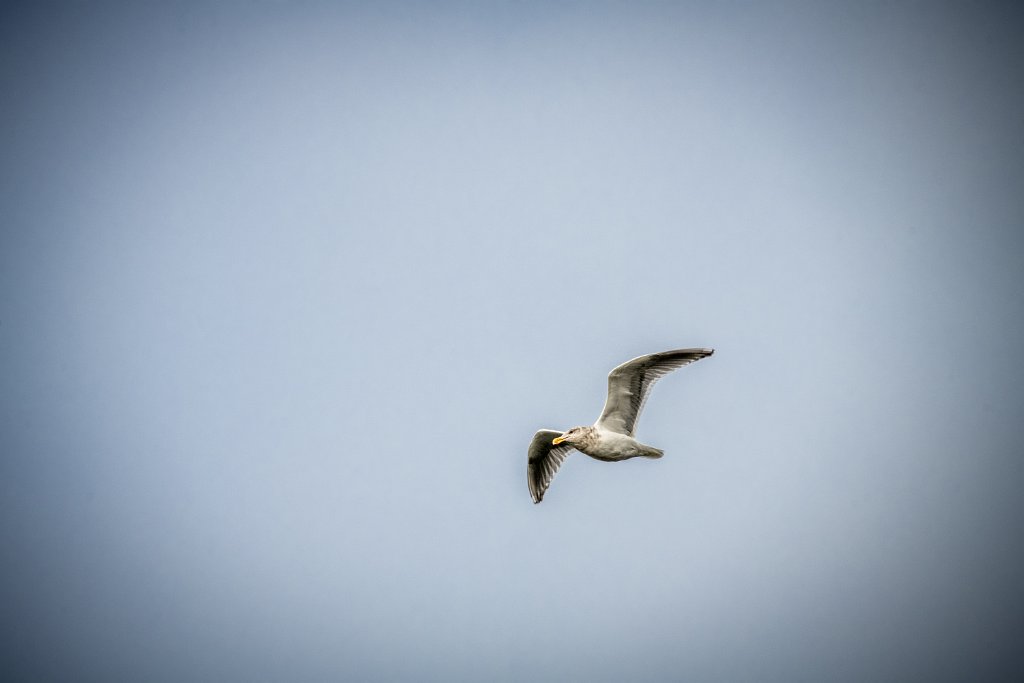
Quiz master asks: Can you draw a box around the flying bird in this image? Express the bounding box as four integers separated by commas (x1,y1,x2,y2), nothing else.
528,348,713,503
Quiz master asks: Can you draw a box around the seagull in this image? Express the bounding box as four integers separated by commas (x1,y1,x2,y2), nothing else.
528,348,713,503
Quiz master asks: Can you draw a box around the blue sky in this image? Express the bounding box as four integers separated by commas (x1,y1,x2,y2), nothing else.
2,2,1023,680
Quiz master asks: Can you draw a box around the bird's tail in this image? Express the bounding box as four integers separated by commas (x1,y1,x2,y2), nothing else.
641,445,664,459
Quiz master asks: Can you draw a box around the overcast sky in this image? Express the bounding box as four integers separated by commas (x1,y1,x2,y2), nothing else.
2,2,1023,681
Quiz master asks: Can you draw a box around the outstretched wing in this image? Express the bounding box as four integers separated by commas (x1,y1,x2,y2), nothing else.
527,429,575,504
596,348,714,436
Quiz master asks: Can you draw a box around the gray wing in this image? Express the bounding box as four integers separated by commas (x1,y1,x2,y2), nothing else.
596,348,714,436
527,429,575,504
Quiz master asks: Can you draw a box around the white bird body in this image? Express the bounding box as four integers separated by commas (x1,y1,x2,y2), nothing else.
527,348,713,503
571,426,661,462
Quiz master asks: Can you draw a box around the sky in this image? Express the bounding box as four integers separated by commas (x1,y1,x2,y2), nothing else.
2,1,1023,680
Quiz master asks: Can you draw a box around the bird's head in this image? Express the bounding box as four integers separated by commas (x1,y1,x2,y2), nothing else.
552,427,585,445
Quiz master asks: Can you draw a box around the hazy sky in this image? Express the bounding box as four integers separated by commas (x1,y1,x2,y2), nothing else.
2,2,1023,681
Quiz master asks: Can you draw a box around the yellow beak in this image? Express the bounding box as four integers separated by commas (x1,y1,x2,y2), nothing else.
552,435,566,445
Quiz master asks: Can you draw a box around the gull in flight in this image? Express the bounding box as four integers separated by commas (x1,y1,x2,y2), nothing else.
528,348,714,503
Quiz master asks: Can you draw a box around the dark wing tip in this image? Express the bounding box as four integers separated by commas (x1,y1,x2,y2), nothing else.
530,484,544,504
675,347,713,359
